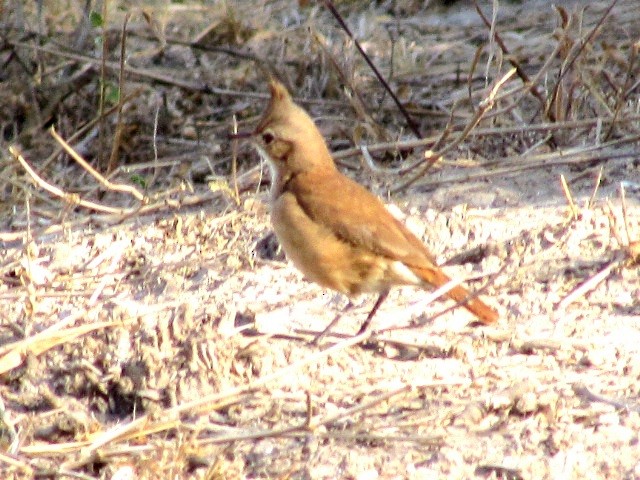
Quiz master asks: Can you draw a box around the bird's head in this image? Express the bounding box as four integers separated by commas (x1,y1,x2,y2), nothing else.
231,80,335,178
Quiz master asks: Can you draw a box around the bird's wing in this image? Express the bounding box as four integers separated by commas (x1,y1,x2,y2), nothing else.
288,170,437,267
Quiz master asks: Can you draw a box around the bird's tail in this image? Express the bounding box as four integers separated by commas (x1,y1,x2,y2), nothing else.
412,265,498,325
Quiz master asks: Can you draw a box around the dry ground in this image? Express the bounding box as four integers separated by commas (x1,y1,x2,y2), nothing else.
1,0,640,479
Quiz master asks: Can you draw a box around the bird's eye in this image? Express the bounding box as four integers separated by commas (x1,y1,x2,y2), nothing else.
262,131,275,145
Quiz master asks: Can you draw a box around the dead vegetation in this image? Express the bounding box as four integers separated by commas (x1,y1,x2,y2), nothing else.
1,0,639,478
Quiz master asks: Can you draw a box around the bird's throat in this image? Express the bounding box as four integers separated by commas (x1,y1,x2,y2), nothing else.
254,144,288,201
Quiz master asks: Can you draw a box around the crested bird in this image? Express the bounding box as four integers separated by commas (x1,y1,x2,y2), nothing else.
233,79,498,339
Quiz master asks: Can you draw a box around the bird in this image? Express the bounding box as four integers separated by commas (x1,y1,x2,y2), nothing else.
233,79,498,339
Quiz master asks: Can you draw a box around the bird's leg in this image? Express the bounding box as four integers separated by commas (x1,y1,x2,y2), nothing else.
313,289,390,345
311,300,355,345
356,289,389,335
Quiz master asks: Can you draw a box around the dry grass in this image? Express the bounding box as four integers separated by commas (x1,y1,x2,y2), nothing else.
1,0,639,478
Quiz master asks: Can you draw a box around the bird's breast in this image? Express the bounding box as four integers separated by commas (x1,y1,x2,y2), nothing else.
270,191,422,296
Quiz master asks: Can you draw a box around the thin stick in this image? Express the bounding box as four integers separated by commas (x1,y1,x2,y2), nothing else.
107,12,130,173
97,0,109,170
332,115,640,162
50,127,145,202
391,142,638,192
587,167,603,209
619,182,631,247
560,174,578,220
321,0,422,138
39,88,144,171
313,378,467,430
546,0,619,119
312,30,378,135
231,114,240,204
605,199,625,249
0,452,31,472
573,383,640,414
0,319,117,375
10,146,130,214
392,67,516,193
360,144,402,175
472,0,556,122
558,259,621,310
148,96,161,191
8,40,273,101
